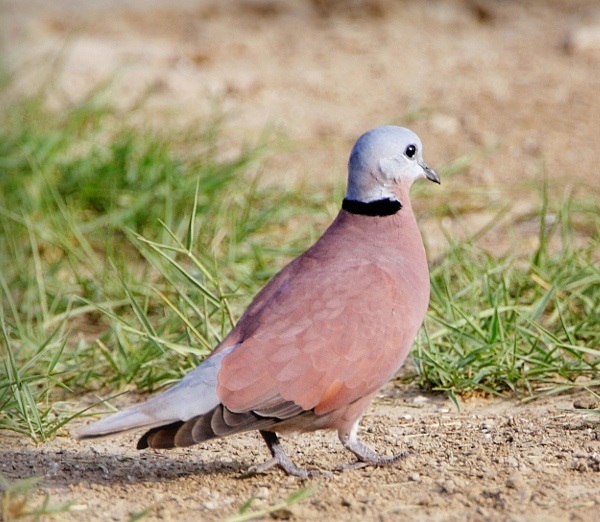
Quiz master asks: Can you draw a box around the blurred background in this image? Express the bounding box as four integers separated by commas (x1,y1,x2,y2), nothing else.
1,4,599,518
2,1,599,255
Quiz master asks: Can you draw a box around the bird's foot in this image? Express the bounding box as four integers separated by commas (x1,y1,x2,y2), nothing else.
335,460,368,471
339,428,409,469
246,457,278,474
336,451,409,471
257,430,326,478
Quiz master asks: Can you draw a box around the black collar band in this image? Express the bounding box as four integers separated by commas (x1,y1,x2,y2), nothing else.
342,198,402,217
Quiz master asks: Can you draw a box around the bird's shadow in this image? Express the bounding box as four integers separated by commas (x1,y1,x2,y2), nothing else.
1,445,254,488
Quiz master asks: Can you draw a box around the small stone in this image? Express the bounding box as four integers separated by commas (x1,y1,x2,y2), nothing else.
255,487,270,500
440,479,459,494
573,397,599,410
270,507,294,520
408,472,420,482
570,460,588,472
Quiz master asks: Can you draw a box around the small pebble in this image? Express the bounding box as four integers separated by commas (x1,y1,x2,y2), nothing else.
573,398,599,410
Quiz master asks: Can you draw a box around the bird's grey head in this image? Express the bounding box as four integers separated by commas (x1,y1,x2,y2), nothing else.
346,126,440,203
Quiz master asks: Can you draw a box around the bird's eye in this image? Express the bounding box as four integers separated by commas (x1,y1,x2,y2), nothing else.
405,144,417,158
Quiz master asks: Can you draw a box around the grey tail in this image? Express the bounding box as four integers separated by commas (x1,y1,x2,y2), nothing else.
75,344,241,442
75,404,180,440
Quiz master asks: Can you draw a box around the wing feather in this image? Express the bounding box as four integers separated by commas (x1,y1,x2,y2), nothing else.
218,260,420,417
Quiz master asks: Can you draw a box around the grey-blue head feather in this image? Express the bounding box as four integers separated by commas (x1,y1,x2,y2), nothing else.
346,126,438,203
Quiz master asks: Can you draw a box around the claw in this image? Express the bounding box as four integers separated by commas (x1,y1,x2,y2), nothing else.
246,457,278,475
258,431,322,478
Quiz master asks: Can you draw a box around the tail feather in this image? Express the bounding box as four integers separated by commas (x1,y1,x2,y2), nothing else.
137,404,281,450
137,421,185,449
75,345,238,440
76,405,178,439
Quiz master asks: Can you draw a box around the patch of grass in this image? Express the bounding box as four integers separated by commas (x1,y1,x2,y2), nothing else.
414,193,600,399
0,88,329,441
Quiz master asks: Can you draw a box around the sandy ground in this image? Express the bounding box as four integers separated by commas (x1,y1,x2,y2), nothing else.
2,388,599,521
1,0,600,520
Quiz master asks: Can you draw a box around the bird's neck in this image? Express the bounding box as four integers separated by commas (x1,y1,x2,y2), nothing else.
328,196,424,256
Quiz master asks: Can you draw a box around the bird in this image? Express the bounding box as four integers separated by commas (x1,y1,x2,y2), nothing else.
76,125,441,477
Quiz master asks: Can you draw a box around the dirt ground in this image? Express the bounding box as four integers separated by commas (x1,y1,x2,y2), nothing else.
1,0,600,520
2,388,600,521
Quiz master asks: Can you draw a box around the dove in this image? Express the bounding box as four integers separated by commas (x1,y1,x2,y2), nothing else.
76,125,440,477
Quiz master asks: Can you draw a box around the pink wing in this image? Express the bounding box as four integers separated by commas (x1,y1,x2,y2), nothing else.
217,258,420,417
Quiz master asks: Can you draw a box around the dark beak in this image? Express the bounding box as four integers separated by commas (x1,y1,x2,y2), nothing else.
419,161,441,184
